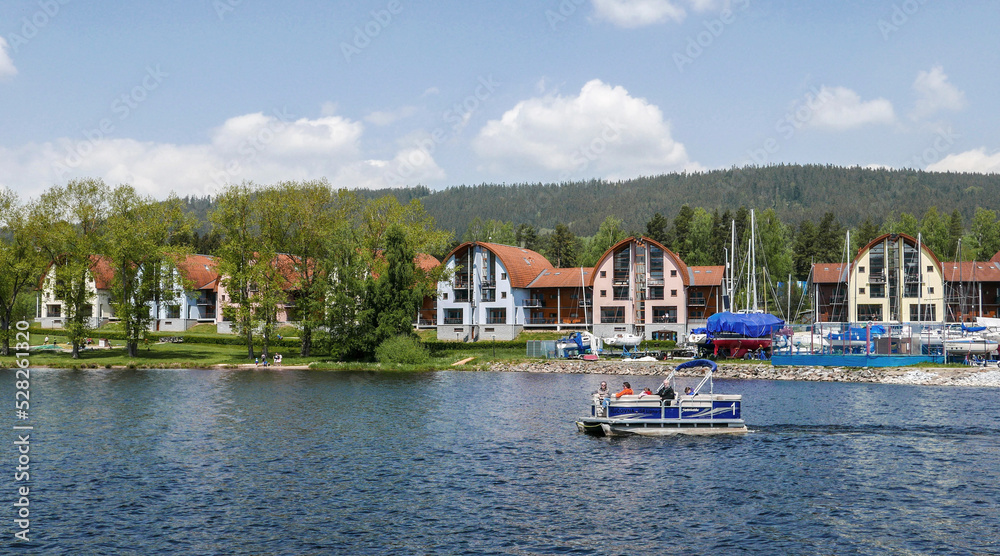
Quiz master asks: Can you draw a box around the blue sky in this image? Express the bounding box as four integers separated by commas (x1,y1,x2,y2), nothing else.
1,0,997,199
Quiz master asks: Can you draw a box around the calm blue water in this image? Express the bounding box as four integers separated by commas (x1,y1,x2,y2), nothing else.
2,368,999,555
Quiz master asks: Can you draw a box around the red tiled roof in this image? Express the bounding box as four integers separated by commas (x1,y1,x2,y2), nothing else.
526,267,593,289
88,255,114,290
812,263,848,284
175,254,220,291
443,242,553,288
688,265,725,286
942,261,1000,282
415,253,440,272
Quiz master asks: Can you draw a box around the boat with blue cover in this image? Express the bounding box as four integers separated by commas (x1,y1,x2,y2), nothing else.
575,359,747,437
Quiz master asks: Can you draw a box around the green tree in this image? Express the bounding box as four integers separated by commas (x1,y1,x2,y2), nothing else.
919,207,949,257
970,208,1000,261
0,191,49,355
671,205,695,256
854,217,880,254
363,224,422,353
102,185,190,357
212,182,271,360
514,223,538,250
545,223,578,267
580,216,627,267
945,209,963,260
35,179,108,359
645,212,671,246
462,217,516,245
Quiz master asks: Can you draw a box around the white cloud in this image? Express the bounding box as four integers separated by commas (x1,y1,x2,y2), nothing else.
364,105,418,126
926,148,1000,174
911,66,966,119
591,0,722,27
804,86,895,130
0,37,18,78
472,79,701,180
0,111,444,199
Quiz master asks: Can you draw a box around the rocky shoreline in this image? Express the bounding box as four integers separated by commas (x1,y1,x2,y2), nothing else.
486,360,1000,388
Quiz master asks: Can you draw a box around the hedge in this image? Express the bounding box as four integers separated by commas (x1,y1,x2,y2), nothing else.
27,326,300,349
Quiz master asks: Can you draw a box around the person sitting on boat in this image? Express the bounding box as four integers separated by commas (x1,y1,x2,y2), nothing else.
656,378,675,404
684,386,694,395
638,387,654,398
595,381,611,400
614,382,633,399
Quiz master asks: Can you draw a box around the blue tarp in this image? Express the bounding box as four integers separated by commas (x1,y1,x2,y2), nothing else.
706,312,785,338
828,325,886,342
962,324,987,333
690,327,708,334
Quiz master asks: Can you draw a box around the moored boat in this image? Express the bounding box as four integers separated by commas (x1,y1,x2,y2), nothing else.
575,359,747,437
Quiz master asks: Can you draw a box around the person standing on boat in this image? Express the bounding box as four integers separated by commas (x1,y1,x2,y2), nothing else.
614,382,633,399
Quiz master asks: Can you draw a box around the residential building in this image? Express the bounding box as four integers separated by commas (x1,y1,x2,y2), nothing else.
589,237,688,341
37,255,116,329
686,265,726,325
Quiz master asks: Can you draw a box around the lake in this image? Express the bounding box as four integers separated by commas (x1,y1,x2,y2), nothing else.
3,368,999,555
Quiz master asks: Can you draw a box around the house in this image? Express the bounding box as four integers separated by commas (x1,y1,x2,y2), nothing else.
589,237,689,342
436,242,553,341
811,263,849,323
522,267,594,329
941,260,1000,322
812,233,945,324
686,265,726,324
152,254,220,332
36,255,116,329
415,253,441,328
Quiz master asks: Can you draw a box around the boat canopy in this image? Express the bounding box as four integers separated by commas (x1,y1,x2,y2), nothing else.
706,311,784,338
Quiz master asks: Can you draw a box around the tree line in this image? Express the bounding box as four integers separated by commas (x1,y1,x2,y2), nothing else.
0,179,450,361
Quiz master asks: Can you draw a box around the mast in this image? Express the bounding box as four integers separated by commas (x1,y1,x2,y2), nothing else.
750,209,758,312
730,220,736,311
917,233,922,321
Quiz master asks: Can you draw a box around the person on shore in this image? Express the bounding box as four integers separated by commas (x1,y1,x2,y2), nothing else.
614,382,633,398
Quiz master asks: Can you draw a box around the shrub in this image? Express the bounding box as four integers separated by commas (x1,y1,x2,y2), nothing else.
375,335,430,365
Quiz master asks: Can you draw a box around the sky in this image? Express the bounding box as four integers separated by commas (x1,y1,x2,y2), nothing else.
1,0,998,200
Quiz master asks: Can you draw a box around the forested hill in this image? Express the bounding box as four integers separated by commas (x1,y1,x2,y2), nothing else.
383,165,1000,236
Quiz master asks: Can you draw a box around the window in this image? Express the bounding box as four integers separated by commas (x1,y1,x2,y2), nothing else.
859,266,865,273
928,287,934,294
600,307,625,323
550,294,557,299
613,286,629,300
910,304,936,321
858,304,882,321
691,310,703,318
487,308,506,324
455,290,469,303
600,270,606,278
549,313,557,318
670,270,677,277
648,286,664,300
903,283,919,298
46,304,61,318
859,288,865,295
482,290,496,302
501,291,507,299
166,305,181,319
600,290,607,297
927,265,933,272
444,309,463,324
869,284,885,298
652,306,677,323
442,292,448,300
649,246,664,280
670,289,677,297
501,272,507,280
613,248,630,283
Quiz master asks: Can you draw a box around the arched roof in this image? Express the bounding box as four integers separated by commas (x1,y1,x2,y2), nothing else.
442,242,553,288
587,236,689,287
854,233,943,272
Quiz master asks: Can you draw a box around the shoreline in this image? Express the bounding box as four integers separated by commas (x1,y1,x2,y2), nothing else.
485,360,1000,388
15,360,1000,387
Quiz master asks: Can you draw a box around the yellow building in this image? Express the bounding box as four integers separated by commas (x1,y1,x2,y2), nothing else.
848,234,944,323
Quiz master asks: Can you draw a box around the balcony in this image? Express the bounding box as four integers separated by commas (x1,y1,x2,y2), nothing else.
521,299,543,307
418,318,436,326
443,317,463,325
196,296,214,306
652,316,678,324
688,297,706,307
829,294,846,305
613,295,630,301
903,274,920,284
481,279,496,289
578,299,591,307
647,278,664,286
868,273,886,284
526,317,555,325
481,292,496,303
453,278,470,289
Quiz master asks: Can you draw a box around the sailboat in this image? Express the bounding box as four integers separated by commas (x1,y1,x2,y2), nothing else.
703,210,785,359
